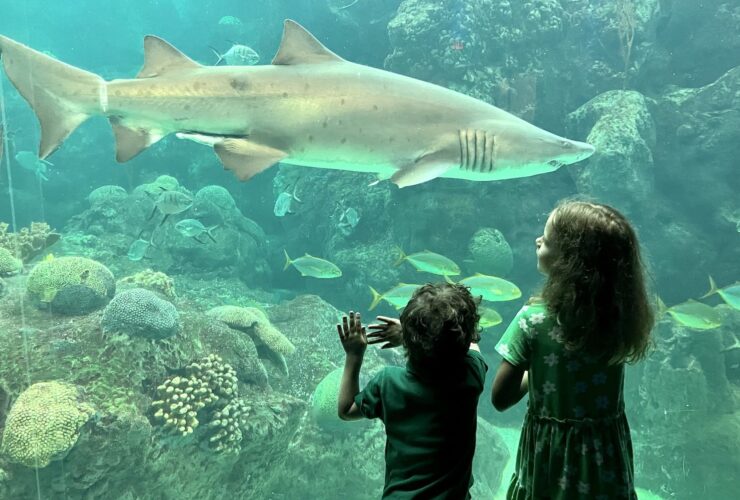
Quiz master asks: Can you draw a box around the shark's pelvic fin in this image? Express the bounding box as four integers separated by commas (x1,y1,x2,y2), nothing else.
109,117,164,162
271,19,345,65
214,138,287,181
137,35,202,78
390,154,452,188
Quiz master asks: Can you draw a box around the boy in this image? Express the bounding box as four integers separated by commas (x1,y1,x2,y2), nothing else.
337,283,488,499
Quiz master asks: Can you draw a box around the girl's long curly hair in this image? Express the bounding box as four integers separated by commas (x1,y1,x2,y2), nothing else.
401,283,481,370
541,200,654,364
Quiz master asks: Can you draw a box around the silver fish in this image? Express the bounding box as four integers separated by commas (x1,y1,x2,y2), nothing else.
212,43,259,66
273,185,302,217
155,190,193,215
174,218,217,242
127,238,150,261
15,150,52,181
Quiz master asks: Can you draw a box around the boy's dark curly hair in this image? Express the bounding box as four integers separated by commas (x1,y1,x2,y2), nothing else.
400,282,481,369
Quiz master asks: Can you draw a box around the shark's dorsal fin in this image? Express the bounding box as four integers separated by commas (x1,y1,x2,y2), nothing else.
137,36,202,78
272,19,344,65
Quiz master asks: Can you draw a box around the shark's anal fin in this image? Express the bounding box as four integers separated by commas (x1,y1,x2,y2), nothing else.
137,36,202,78
214,139,287,181
271,20,345,65
390,154,452,188
109,117,164,162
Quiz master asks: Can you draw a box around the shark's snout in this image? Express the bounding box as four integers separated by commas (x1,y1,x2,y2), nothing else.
553,139,595,165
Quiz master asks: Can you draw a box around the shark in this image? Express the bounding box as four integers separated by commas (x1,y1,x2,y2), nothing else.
0,20,594,188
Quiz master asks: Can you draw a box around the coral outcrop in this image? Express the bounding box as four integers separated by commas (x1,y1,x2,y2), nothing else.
101,288,180,340
207,305,295,376
0,222,60,263
152,355,247,453
117,268,177,299
0,247,22,276
26,256,115,315
1,381,94,468
467,227,514,276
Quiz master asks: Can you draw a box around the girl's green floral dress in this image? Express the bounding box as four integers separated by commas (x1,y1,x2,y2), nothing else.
495,302,637,500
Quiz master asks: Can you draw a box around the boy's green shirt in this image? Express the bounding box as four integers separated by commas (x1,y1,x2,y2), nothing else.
354,350,488,499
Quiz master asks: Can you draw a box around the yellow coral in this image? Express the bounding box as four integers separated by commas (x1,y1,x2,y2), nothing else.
0,222,60,263
26,256,115,314
1,381,94,468
0,247,23,276
117,269,176,298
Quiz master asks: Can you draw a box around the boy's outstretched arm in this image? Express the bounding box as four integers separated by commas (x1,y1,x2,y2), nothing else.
337,311,367,421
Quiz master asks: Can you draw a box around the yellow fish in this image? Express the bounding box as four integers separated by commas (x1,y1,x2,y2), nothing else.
447,273,521,302
479,307,503,329
395,248,460,276
659,298,721,330
283,250,342,279
702,276,740,311
369,283,421,310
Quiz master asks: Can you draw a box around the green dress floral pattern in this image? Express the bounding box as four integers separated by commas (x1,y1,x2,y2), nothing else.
495,302,637,500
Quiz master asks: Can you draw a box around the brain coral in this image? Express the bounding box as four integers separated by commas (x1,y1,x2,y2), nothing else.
101,288,180,340
310,367,344,431
467,227,514,276
196,185,237,212
207,305,295,376
26,256,115,315
87,185,127,207
1,381,94,468
0,247,22,276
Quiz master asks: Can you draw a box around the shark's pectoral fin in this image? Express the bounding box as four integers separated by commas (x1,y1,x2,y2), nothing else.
109,118,164,162
390,155,452,188
137,35,202,78
272,20,345,65
214,139,287,181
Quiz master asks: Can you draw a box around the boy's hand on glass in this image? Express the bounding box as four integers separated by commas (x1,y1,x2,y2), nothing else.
337,311,367,357
367,316,403,349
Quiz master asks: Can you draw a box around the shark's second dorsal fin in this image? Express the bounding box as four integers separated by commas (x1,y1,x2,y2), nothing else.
272,19,344,65
137,36,202,78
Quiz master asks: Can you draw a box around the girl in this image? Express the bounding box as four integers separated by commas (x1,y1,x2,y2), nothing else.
492,200,654,499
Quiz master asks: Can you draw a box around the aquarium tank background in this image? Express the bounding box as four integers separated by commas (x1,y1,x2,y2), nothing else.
0,0,738,498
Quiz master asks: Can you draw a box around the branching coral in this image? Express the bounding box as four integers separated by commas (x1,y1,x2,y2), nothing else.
0,222,60,263
151,354,248,453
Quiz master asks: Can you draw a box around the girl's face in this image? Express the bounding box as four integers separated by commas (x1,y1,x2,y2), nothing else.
536,212,559,275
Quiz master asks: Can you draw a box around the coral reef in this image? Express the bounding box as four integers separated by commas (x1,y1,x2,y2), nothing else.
199,318,269,388
87,185,127,208
466,227,514,276
117,268,177,299
0,247,23,276
151,354,248,453
207,305,295,376
101,288,180,340
26,256,115,315
0,222,60,263
566,90,656,213
1,381,95,468
310,367,359,433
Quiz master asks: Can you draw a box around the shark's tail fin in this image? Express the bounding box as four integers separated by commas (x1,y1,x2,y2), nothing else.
0,35,104,160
